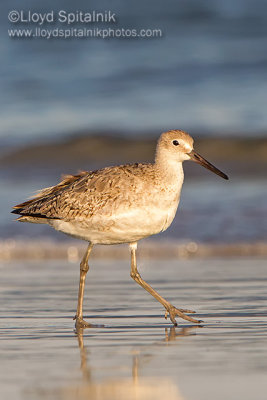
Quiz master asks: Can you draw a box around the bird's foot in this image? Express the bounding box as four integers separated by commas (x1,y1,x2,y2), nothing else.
74,315,94,329
164,305,203,326
74,315,105,330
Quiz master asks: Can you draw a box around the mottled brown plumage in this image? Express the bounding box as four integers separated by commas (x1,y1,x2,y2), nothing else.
13,164,156,222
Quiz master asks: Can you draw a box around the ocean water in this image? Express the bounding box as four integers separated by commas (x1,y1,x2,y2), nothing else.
1,0,267,146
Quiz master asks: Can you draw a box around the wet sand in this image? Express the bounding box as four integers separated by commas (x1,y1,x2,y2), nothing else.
1,257,267,400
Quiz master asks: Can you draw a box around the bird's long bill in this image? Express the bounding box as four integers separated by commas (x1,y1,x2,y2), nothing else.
189,150,229,180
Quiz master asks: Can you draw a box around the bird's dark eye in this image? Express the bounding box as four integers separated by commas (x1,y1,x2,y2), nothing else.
172,140,179,146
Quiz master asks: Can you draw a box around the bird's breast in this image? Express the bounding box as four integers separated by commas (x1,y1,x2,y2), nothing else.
156,190,181,232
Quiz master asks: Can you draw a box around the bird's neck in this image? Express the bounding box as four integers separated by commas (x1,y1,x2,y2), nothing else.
154,150,184,187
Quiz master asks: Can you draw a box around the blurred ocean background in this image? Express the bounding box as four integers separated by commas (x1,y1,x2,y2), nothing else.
0,0,267,247
1,3,267,400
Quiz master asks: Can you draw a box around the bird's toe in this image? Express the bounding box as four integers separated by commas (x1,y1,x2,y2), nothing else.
165,305,202,325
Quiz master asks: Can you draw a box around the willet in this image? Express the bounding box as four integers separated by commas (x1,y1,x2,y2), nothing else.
12,130,228,328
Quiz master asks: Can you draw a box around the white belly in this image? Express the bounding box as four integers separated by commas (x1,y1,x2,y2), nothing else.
50,197,180,245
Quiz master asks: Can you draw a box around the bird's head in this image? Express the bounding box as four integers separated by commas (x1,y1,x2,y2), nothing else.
157,130,228,180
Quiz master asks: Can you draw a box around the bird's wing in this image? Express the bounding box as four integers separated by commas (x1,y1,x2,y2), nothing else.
12,164,153,221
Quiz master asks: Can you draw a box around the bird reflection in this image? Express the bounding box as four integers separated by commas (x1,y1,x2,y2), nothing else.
67,325,201,400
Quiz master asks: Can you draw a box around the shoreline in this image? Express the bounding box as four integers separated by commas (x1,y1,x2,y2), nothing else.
1,133,267,177
1,239,267,261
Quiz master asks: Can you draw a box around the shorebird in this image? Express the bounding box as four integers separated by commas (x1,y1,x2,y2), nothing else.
12,130,228,328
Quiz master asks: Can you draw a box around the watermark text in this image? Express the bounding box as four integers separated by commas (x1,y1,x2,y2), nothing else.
8,27,163,40
8,10,117,25
8,9,163,40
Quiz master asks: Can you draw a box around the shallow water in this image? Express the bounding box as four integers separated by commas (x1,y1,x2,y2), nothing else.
1,257,267,400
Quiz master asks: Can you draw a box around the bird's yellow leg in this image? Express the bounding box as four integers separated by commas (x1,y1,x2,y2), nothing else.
129,242,202,326
74,243,94,329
